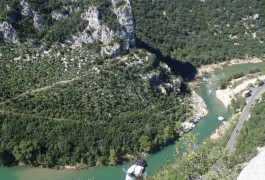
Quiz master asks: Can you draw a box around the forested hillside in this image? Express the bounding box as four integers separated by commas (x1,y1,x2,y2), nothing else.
0,0,120,42
133,0,265,65
0,0,265,169
0,41,189,167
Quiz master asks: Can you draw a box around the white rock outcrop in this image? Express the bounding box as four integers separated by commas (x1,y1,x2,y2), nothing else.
71,0,136,56
51,11,69,20
253,14,260,20
190,91,208,122
20,0,44,30
110,0,136,47
237,147,265,180
0,21,19,43
101,43,121,56
181,122,195,132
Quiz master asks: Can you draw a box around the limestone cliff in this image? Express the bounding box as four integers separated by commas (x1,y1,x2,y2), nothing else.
237,147,265,180
71,0,136,56
0,21,19,43
110,0,136,47
20,0,44,30
1,0,136,56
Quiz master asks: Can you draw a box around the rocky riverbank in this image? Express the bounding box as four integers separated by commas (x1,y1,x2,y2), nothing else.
210,113,240,141
190,91,208,122
210,121,230,141
181,91,208,132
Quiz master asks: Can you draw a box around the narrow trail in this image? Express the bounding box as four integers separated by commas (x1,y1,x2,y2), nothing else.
0,109,74,122
0,109,106,124
0,77,80,106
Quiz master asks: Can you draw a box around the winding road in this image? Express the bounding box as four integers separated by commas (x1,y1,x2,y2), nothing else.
226,84,265,151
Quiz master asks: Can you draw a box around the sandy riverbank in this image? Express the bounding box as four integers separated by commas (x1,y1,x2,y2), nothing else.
216,75,265,107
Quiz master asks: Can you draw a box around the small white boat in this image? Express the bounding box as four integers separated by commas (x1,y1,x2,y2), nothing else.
218,116,225,121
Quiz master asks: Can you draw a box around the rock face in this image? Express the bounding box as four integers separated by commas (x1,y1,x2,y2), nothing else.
190,91,208,122
20,0,44,30
110,0,136,47
253,14,260,20
71,0,136,56
1,0,136,57
147,62,182,95
237,147,265,180
181,122,195,132
0,21,19,43
51,11,69,20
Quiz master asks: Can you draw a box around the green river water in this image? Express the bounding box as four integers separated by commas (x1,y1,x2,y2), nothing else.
1,63,265,180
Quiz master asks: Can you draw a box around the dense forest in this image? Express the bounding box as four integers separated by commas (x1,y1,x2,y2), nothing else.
0,0,122,42
151,93,265,179
0,42,190,167
1,0,265,169
133,0,265,65
1,0,265,65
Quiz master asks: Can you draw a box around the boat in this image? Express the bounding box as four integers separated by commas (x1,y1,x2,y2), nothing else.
218,116,225,121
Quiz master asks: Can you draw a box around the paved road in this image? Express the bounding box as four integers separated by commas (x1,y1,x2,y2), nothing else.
226,84,265,151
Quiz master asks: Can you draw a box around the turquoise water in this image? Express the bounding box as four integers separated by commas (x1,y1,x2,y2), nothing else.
1,62,265,180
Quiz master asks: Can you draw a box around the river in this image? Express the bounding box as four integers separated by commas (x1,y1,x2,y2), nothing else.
1,63,265,180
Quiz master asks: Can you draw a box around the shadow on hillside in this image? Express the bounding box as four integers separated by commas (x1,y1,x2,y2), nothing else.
136,40,197,82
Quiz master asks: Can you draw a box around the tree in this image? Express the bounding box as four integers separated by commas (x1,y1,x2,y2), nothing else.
255,79,264,87
162,125,174,144
0,149,16,166
109,148,118,165
174,121,182,134
140,135,152,152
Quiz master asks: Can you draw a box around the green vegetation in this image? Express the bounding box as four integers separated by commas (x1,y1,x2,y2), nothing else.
255,78,265,86
1,0,265,171
219,72,245,89
0,0,120,42
0,42,189,167
97,1,121,30
219,68,265,89
133,0,265,66
151,93,265,180
235,93,265,157
231,94,246,114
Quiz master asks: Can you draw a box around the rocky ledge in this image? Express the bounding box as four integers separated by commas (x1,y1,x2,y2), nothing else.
238,147,265,180
190,91,208,123
71,0,136,57
0,21,19,43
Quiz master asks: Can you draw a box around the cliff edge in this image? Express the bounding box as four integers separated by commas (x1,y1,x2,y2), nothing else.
237,147,265,180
